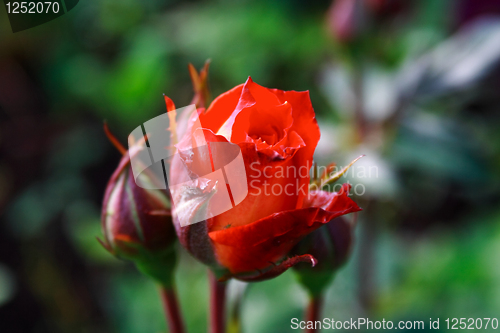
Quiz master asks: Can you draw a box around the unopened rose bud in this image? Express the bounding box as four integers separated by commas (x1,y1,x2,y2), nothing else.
100,127,177,286
291,215,355,296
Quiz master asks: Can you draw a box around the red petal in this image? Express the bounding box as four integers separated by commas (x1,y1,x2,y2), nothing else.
200,84,244,134
271,89,320,208
208,140,301,232
220,254,318,282
208,185,361,273
271,89,320,160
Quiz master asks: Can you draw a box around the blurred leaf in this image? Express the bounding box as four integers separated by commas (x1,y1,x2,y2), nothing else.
0,264,16,307
397,18,500,103
64,201,114,263
379,211,500,319
105,27,171,124
243,272,306,333
392,111,489,185
169,1,328,88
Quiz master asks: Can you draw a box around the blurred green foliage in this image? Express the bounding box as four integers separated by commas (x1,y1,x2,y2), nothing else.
2,0,500,332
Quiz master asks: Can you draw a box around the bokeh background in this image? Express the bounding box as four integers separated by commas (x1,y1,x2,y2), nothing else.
2,0,500,332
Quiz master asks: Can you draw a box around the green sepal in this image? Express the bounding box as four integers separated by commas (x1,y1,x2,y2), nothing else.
112,240,178,288
293,267,335,298
134,245,177,288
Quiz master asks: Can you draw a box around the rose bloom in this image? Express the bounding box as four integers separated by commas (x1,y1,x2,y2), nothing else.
172,78,361,280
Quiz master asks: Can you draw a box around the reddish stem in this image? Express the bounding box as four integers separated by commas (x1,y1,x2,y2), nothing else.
353,67,368,143
160,286,186,333
358,209,377,313
209,270,227,333
305,296,323,333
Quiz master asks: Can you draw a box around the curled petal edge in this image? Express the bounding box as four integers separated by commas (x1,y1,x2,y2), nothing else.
218,254,318,282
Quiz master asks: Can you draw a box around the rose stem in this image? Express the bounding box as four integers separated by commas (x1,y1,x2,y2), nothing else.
209,270,227,333
305,295,323,333
353,65,367,142
358,204,377,313
160,286,186,333
352,63,377,315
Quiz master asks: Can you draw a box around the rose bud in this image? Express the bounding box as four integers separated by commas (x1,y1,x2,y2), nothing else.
291,215,356,296
170,77,361,281
100,125,177,286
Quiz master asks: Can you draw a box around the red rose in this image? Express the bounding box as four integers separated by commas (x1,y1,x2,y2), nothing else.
172,78,361,280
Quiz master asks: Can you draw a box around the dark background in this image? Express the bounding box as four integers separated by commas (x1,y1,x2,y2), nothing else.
1,0,500,332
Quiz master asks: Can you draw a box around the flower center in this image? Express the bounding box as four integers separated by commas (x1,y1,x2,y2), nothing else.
248,124,282,146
